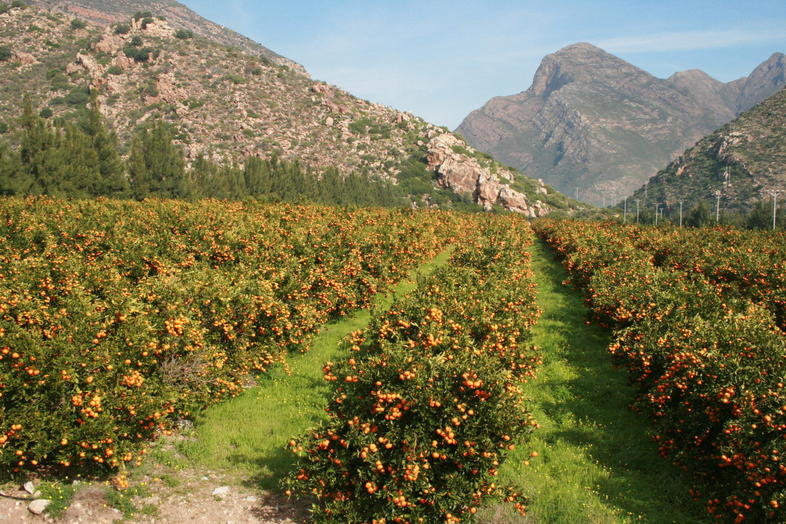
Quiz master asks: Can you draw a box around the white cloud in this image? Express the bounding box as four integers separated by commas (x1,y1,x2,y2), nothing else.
596,28,786,54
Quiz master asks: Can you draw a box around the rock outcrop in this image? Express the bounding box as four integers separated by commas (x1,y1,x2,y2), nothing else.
426,134,549,216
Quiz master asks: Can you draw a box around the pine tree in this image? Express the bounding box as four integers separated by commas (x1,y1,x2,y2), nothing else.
78,96,129,196
0,142,22,195
128,120,186,199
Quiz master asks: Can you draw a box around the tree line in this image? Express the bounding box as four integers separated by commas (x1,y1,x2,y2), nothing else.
0,97,406,207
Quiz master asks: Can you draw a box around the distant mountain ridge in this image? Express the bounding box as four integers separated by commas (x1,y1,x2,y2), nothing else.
629,85,786,213
27,0,307,73
456,43,786,205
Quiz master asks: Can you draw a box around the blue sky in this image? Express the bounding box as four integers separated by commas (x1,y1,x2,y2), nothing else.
180,0,786,129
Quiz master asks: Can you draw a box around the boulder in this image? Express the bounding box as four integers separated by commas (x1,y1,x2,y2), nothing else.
426,133,547,214
28,499,51,515
13,52,37,65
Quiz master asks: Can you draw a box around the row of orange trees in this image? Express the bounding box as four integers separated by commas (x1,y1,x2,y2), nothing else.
624,226,786,330
535,219,786,523
283,215,542,523
0,197,462,476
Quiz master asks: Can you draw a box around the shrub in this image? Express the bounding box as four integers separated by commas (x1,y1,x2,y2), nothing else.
107,65,123,75
133,10,152,21
113,23,130,35
0,199,457,478
124,45,157,63
0,45,11,61
535,219,786,522
129,35,143,47
10,0,24,7
0,4,9,15
70,18,86,30
0,121,8,134
64,87,90,106
174,29,193,40
39,107,53,118
284,219,540,522
222,74,245,85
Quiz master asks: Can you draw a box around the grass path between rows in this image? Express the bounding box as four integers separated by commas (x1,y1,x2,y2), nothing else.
481,239,707,523
177,249,454,490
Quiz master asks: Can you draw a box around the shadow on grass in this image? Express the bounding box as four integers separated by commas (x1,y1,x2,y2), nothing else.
497,239,706,524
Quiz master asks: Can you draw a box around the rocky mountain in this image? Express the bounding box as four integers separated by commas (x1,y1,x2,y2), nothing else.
456,43,785,205
27,0,305,72
628,85,786,213
735,52,786,113
0,2,583,215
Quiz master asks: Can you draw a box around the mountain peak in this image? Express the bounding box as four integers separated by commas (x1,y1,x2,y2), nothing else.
736,51,785,113
529,42,645,97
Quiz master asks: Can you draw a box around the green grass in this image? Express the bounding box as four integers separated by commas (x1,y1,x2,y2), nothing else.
479,239,706,523
178,249,454,489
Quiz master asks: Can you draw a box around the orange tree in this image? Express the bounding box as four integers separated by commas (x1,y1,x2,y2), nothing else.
0,197,462,476
536,219,786,523
283,216,542,523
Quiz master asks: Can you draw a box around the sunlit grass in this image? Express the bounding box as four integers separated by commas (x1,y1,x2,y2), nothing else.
178,249,453,489
479,239,706,523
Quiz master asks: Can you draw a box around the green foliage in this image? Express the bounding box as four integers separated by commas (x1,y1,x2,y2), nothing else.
0,3,8,15
536,219,786,522
746,200,772,229
10,0,24,7
0,45,12,62
124,44,158,63
349,116,391,139
36,482,77,518
113,23,130,35
46,68,70,91
0,198,455,478
106,65,123,75
129,35,143,47
128,120,185,199
69,18,86,30
105,484,153,519
64,86,90,106
1,96,127,198
175,29,193,40
685,201,710,227
222,73,245,85
284,218,539,522
0,121,7,134
39,107,53,118
133,10,153,21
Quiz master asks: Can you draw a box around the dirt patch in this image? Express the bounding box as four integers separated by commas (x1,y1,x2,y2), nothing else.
1,468,307,523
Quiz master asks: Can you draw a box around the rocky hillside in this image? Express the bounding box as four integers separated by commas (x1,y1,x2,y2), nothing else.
27,0,305,72
456,43,785,205
0,3,583,215
629,86,786,213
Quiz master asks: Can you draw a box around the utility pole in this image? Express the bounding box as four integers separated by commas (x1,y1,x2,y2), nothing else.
635,199,640,224
765,189,783,230
715,190,722,224
623,197,628,223
680,200,682,227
